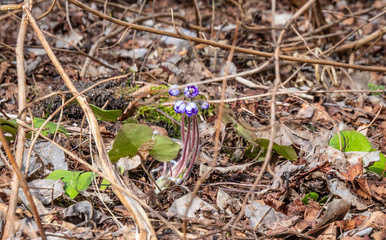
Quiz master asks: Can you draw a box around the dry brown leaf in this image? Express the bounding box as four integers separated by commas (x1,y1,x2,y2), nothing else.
370,183,386,202
372,230,386,240
312,103,331,122
296,103,314,119
285,199,306,217
304,200,321,222
355,178,372,199
359,211,385,229
336,216,366,231
340,162,363,182
313,199,351,229
316,223,337,240
342,17,355,25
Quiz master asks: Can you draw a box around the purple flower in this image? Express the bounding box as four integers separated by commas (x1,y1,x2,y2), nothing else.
184,85,199,98
169,84,180,96
185,102,198,116
200,101,209,110
174,100,186,114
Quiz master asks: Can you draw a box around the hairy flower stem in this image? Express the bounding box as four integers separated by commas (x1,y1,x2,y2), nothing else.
171,114,200,180
181,113,185,142
183,115,199,181
173,117,191,178
155,84,207,191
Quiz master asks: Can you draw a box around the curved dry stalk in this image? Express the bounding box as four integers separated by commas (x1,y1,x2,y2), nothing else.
333,25,386,53
23,7,157,240
36,0,57,20
67,0,386,73
2,1,34,239
322,9,386,56
0,128,46,240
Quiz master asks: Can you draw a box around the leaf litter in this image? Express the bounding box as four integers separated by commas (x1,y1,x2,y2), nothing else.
0,0,385,239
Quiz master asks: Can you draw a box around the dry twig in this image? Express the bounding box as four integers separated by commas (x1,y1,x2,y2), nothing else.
67,0,386,73
23,6,157,239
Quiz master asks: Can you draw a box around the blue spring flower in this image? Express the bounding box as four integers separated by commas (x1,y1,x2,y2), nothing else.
185,102,198,116
168,84,180,96
174,100,186,114
184,85,199,98
200,101,209,110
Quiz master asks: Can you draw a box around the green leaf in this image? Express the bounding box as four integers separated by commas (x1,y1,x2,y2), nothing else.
318,196,328,204
302,192,319,205
108,123,153,162
0,118,18,140
100,178,111,190
149,134,180,162
220,106,257,142
328,130,385,176
328,130,372,152
245,138,297,161
46,170,94,199
368,150,386,176
33,118,69,137
245,145,267,162
89,104,122,122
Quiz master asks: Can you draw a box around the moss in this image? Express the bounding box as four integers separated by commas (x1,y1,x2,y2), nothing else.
114,85,141,100
136,104,181,138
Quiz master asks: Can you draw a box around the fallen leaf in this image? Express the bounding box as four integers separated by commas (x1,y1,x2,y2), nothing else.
63,201,109,226
23,141,67,176
336,216,366,231
167,193,217,219
355,177,372,199
340,161,363,182
313,198,351,228
304,200,321,222
312,103,330,122
316,223,337,240
296,103,314,119
358,211,385,231
245,201,288,232
216,188,241,215
369,183,386,202
328,179,368,210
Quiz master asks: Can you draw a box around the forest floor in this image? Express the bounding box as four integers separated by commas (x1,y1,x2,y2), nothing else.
0,0,385,239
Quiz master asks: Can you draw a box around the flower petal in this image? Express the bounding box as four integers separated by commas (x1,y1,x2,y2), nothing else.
184,85,199,98
185,102,198,116
169,84,180,96
174,100,186,114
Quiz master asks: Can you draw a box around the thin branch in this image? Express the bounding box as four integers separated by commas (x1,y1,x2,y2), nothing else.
23,6,157,239
67,0,386,73
2,0,33,238
0,127,46,240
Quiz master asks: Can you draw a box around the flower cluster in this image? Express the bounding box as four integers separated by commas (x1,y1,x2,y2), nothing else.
169,85,209,117
152,84,209,193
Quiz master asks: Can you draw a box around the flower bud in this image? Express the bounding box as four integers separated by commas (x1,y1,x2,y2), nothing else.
184,85,199,98
185,102,198,116
168,84,180,96
174,100,186,114
200,101,209,110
